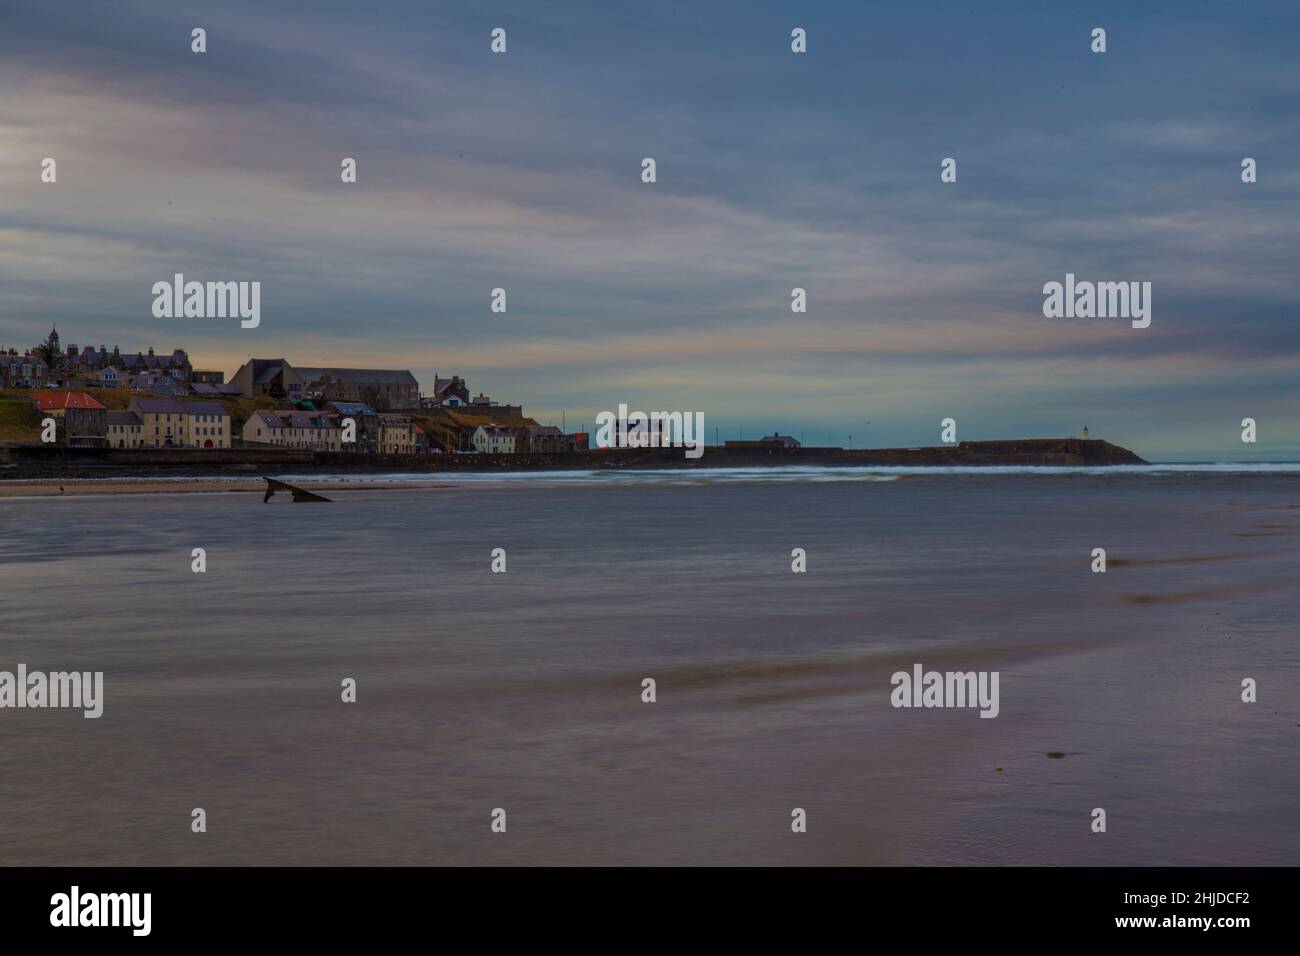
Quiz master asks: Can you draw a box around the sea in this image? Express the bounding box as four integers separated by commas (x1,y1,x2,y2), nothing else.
1,464,1297,865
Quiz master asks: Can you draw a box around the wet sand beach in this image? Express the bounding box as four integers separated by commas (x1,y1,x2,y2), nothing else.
0,470,1296,865
0,478,443,497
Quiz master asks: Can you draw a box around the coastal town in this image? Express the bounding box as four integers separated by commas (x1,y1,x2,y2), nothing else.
0,326,590,456
0,327,1134,472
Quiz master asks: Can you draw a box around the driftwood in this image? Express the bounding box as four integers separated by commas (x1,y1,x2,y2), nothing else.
262,477,331,503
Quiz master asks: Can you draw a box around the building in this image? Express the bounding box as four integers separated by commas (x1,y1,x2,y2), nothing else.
126,369,191,394
422,374,470,408
376,413,423,454
518,424,567,453
129,396,187,447
97,367,125,387
190,382,242,398
32,391,108,445
243,410,288,447
472,424,516,454
57,338,192,381
296,366,420,410
192,370,225,385
242,410,344,451
0,349,49,387
123,347,191,380
464,393,523,418
230,358,306,401
183,401,231,449
149,377,190,398
64,344,115,374
230,359,418,410
106,411,144,448
725,434,801,449
324,402,378,451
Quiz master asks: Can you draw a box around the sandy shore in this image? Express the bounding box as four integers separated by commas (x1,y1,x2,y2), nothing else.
0,478,442,497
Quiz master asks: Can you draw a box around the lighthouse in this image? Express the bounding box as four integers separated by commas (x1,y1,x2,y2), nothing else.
1082,425,1090,439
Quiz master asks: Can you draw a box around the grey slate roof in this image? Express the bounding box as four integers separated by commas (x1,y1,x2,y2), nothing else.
183,401,228,417
297,367,417,387
327,401,374,415
132,397,185,414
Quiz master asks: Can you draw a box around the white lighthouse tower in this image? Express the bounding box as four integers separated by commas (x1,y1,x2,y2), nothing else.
1082,425,1090,439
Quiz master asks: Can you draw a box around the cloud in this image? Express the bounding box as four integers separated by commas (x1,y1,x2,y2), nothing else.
0,0,1297,458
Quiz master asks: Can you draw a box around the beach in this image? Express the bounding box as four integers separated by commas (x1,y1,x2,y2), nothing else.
1,468,1297,865
0,478,441,497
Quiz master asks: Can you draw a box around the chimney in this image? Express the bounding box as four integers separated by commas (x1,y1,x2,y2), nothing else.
148,347,155,357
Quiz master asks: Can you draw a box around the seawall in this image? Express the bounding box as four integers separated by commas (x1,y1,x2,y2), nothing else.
0,438,1146,479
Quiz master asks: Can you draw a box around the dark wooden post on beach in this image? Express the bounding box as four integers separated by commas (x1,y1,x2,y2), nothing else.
262,477,331,502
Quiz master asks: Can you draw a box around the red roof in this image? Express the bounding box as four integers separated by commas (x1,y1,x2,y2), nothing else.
32,391,107,411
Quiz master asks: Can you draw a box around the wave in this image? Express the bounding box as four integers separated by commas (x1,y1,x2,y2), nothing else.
276,462,1300,485
7,462,1299,493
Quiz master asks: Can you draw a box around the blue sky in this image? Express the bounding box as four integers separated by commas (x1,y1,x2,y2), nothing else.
1,1,1297,458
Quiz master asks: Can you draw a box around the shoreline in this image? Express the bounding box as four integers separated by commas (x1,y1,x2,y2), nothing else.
0,478,447,497
0,438,1148,481
3,461,1299,497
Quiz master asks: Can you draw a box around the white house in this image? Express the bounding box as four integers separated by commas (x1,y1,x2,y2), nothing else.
472,424,516,454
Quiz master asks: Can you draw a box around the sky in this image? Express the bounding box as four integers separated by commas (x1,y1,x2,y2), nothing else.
0,0,1297,459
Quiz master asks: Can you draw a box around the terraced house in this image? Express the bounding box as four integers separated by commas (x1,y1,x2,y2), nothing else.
64,343,192,382
242,410,344,451
106,411,144,448
129,396,186,447
126,397,231,448
325,401,378,452
184,401,232,449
